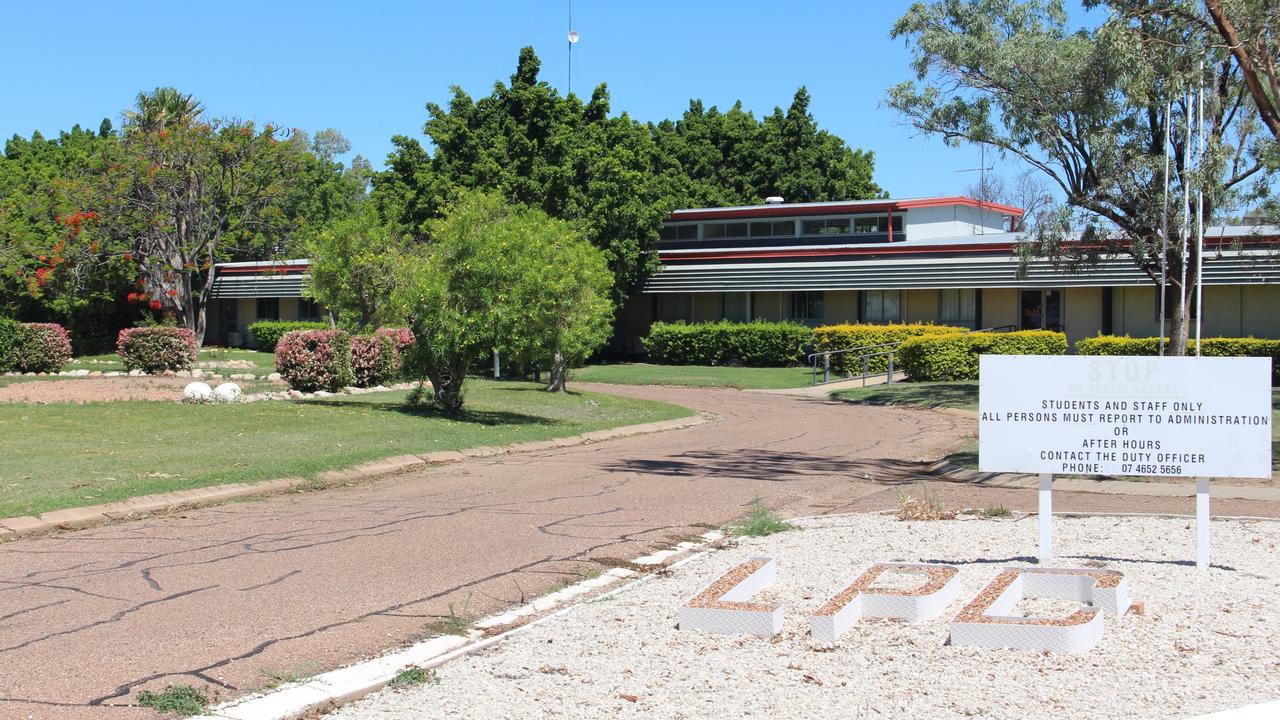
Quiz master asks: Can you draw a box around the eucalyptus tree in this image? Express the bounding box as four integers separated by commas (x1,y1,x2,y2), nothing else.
889,0,1275,355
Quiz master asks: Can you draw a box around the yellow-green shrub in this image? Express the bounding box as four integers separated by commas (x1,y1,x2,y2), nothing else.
812,323,968,375
642,321,812,366
898,330,1067,381
1077,335,1280,383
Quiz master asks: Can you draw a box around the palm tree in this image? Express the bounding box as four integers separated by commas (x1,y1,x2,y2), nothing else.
122,87,204,133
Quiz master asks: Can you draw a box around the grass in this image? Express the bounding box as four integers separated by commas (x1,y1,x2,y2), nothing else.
571,363,813,390
63,348,277,376
425,596,475,636
136,685,209,716
832,380,979,411
0,379,693,518
389,666,439,687
259,662,320,689
729,498,794,537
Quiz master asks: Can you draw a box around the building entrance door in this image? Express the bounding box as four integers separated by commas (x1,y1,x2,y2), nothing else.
1020,290,1062,331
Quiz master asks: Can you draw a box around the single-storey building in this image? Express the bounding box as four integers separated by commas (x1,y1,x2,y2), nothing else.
206,196,1280,353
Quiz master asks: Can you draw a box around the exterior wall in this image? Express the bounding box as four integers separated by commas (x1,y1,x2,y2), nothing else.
1064,287,1103,348
692,294,720,323
825,291,858,323
1112,287,1160,338
752,292,785,321
980,288,1019,329
1243,285,1280,337
1203,285,1242,337
902,289,938,324
616,292,653,355
903,204,1010,241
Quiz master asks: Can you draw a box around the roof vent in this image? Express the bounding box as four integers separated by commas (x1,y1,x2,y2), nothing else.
764,196,785,205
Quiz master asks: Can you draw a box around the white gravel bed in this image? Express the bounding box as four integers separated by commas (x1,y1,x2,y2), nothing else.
327,513,1280,720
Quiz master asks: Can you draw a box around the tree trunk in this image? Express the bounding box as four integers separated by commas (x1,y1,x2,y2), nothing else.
426,353,469,414
546,350,568,392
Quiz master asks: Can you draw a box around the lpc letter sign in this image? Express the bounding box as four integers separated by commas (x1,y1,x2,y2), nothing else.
979,355,1272,479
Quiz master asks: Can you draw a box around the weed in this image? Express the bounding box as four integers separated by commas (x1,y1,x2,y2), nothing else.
388,666,438,687
982,504,1012,518
897,486,956,521
730,499,794,537
259,662,319,689
426,594,474,636
136,685,209,716
579,566,603,580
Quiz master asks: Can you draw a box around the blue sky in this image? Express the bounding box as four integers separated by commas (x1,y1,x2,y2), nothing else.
1,1,1055,200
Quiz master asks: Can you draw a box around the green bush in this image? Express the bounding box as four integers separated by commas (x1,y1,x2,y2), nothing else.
275,329,354,392
812,323,968,375
247,321,328,352
642,321,813,367
0,318,20,372
117,327,198,373
1077,335,1280,384
898,330,1068,381
15,323,73,373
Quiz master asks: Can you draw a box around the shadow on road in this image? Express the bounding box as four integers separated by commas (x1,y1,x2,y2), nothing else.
603,449,932,484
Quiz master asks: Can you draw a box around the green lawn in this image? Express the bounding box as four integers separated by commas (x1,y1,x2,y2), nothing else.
571,363,813,390
832,381,980,411
64,348,277,376
0,380,692,517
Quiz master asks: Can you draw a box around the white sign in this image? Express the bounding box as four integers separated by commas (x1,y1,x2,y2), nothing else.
979,355,1272,479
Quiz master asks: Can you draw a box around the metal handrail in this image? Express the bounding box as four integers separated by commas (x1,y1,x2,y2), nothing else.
807,323,1023,385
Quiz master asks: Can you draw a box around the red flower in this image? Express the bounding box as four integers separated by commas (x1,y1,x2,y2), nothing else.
166,289,178,297
149,300,162,311
127,292,140,302
123,252,134,262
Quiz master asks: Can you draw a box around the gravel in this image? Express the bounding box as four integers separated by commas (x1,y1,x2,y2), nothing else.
327,513,1280,720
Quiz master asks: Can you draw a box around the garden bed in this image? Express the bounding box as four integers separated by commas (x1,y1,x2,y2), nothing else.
326,513,1280,720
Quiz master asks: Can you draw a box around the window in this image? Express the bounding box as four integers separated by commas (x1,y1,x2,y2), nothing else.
659,224,699,241
801,218,851,236
298,298,323,322
703,222,749,240
1020,290,1063,330
852,215,905,234
749,221,794,238
256,298,279,321
862,290,901,323
656,294,692,322
939,289,976,327
789,291,824,321
722,293,751,322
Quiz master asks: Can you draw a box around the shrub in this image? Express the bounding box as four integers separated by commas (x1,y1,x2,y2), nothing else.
897,330,1067,381
812,323,969,375
275,329,353,392
350,333,396,388
0,318,20,372
642,321,812,366
15,323,73,373
375,326,416,362
247,321,328,352
117,327,198,373
1077,335,1280,384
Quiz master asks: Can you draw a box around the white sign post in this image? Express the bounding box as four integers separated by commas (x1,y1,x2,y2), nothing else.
979,355,1272,569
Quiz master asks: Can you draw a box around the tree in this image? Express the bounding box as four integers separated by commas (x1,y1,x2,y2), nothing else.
392,191,613,412
305,206,407,329
100,110,308,344
310,128,352,162
889,0,1274,355
122,87,204,134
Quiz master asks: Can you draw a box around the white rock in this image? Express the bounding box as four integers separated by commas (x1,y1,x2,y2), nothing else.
313,390,333,398
183,382,213,402
213,382,242,403
267,372,282,382
128,369,144,377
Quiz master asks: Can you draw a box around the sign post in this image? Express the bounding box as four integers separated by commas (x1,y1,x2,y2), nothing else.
979,355,1272,569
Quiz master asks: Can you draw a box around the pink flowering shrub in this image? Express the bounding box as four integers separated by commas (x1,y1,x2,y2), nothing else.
15,323,72,372
276,329,353,392
350,334,395,388
375,327,416,358
117,326,197,373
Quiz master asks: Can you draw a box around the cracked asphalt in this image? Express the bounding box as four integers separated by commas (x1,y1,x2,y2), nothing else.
3,384,1276,718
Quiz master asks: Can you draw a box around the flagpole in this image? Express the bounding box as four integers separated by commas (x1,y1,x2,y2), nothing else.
1195,73,1205,357
1179,91,1191,355
1159,100,1171,356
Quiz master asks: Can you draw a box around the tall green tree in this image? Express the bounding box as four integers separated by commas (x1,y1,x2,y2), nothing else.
393,190,613,411
889,0,1274,356
305,205,407,329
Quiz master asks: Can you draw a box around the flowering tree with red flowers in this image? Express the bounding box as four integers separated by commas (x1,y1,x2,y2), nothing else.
98,108,307,345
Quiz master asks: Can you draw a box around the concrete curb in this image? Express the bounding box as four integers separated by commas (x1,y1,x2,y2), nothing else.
0,413,709,543
191,529,729,720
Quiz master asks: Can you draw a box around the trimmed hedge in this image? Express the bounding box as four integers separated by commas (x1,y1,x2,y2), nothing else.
812,323,969,375
15,323,72,373
351,333,396,388
0,318,21,372
1078,335,1280,384
642,321,813,367
117,327,198,373
898,330,1068,381
276,329,353,392
248,321,328,352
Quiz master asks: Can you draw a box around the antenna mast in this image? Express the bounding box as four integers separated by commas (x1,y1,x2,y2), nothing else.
567,0,580,96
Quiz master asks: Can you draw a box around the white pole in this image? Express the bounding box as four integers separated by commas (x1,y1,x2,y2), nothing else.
1196,477,1210,569
1159,100,1171,355
1179,91,1191,351
1195,78,1205,356
493,349,501,379
1038,473,1053,563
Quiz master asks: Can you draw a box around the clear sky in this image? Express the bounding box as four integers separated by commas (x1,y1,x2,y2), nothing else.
1,0,1049,200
